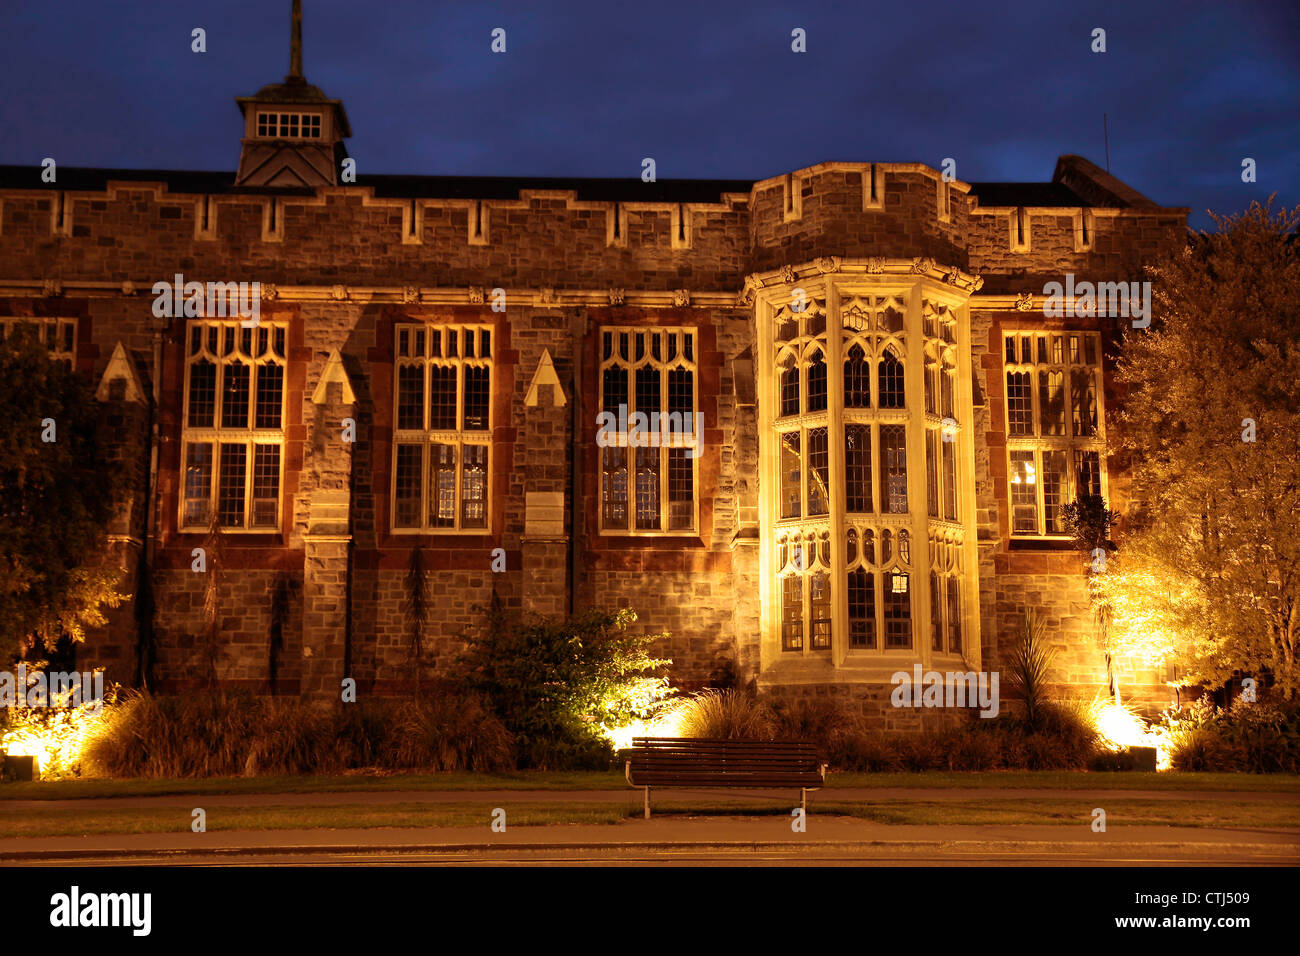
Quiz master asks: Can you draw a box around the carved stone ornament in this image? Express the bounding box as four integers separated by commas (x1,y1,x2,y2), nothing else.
540,287,557,304
944,269,961,285
1015,292,1034,312
972,274,985,292
403,286,420,304
815,256,841,274
120,280,136,296
331,284,348,301
911,257,935,275
43,279,62,297
468,286,485,304
607,288,625,306
672,289,691,307
780,265,797,284
261,283,278,301
866,257,885,274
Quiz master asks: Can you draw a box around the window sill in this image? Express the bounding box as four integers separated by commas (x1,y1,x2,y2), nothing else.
1008,537,1078,551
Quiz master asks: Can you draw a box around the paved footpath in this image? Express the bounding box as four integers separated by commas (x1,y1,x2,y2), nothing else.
1,817,1296,866
2,786,1297,811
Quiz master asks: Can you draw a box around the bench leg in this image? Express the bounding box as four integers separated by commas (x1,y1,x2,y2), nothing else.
644,787,651,820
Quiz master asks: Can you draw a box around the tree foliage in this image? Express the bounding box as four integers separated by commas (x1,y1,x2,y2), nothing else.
0,334,126,658
455,606,671,768
1096,200,1300,697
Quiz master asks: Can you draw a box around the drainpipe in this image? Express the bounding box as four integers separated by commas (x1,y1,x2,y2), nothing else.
136,323,164,689
569,312,586,616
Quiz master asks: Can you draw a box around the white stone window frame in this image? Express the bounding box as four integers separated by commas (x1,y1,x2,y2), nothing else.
1003,329,1107,538
0,317,77,365
180,319,288,533
927,532,964,657
597,325,700,537
758,277,981,675
390,322,494,534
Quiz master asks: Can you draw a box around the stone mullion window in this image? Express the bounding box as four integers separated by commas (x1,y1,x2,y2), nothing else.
598,327,698,535
1004,330,1106,537
0,317,78,367
181,320,287,531
391,323,493,533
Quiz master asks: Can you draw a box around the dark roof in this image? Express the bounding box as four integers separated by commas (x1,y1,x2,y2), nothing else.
0,165,755,203
966,182,1090,207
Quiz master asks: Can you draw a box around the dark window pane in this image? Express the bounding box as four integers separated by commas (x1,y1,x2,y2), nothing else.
946,576,961,654
845,425,872,513
463,365,490,431
779,357,799,417
603,366,628,417
667,447,693,531
844,344,870,408
807,427,829,516
397,365,424,430
807,349,827,412
931,572,944,651
255,363,283,428
221,362,250,428
429,366,457,430
884,573,911,648
394,444,422,528
848,568,874,648
1007,371,1033,435
218,443,246,527
184,443,213,526
188,359,216,428
251,444,279,528
879,349,905,408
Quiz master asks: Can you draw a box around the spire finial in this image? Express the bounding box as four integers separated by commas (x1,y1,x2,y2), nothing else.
289,0,303,79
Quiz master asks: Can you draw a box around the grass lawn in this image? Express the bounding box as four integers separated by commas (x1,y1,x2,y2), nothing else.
0,795,1295,839
1,769,1296,802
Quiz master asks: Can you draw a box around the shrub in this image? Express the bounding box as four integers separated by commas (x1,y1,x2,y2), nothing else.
389,694,515,772
1163,695,1300,773
1005,608,1057,730
455,605,671,768
666,689,776,739
80,689,517,778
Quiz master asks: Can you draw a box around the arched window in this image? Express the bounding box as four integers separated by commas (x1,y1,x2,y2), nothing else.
779,353,800,417
844,343,870,408
806,348,827,412
879,347,905,408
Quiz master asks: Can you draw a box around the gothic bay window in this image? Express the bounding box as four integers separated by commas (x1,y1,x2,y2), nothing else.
599,327,698,534
930,538,963,655
392,323,492,532
1004,331,1106,536
182,320,286,530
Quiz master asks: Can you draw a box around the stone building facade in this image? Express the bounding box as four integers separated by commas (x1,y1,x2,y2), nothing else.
0,35,1189,720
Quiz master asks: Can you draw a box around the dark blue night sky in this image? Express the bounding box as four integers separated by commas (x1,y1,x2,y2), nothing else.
1,0,1295,229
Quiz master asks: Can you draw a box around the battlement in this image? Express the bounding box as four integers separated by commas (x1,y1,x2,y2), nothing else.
0,157,1187,297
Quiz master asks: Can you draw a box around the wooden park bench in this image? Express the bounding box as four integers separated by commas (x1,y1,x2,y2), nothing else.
621,737,827,819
